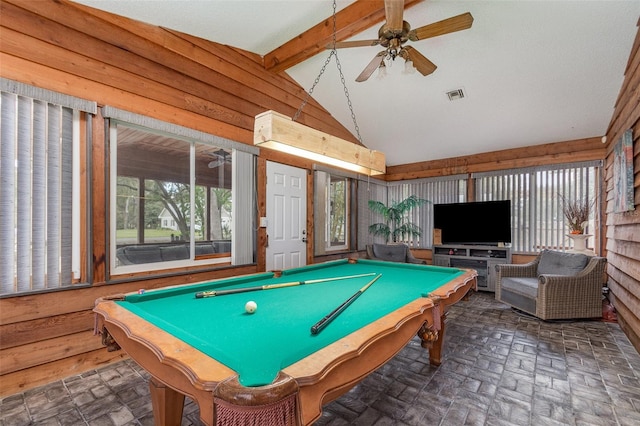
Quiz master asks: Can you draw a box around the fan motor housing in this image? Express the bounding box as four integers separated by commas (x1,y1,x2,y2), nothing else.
378,21,411,47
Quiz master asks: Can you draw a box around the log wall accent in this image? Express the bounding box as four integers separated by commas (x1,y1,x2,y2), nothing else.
384,136,606,180
0,0,354,397
603,18,640,352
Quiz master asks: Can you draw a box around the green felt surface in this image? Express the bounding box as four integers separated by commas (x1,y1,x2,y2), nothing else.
117,259,462,386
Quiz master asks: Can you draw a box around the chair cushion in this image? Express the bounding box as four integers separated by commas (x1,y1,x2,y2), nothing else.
160,245,189,261
213,240,232,253
195,242,216,255
372,244,407,262
501,277,539,299
121,245,163,264
499,285,537,315
537,250,588,276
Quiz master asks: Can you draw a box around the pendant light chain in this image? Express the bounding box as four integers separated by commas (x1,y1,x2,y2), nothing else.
292,0,364,144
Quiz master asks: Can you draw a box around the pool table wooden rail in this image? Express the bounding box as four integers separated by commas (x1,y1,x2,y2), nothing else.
94,266,477,425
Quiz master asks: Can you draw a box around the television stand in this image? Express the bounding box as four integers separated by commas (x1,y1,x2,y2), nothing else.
432,244,512,292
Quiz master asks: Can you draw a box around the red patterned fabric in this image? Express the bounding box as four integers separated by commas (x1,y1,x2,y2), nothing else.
214,393,298,426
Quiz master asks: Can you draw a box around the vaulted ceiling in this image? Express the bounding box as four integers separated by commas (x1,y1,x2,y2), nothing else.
75,0,640,167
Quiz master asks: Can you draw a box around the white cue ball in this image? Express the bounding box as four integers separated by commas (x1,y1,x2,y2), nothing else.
245,301,257,314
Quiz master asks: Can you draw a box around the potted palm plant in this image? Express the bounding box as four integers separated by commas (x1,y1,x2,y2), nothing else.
368,195,429,243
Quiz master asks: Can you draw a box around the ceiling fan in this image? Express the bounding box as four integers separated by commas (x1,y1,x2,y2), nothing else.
207,149,231,169
331,0,473,82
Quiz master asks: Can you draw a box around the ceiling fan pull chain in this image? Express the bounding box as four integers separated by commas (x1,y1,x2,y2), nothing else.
292,0,364,145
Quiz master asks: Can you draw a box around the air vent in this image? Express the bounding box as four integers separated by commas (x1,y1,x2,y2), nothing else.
446,88,465,101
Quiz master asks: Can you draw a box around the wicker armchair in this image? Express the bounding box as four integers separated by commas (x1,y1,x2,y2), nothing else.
495,250,607,320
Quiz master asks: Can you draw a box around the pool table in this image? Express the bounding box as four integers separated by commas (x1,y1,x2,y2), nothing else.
94,259,476,425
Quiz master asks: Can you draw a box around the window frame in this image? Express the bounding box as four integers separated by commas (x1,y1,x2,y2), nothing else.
108,121,237,275
314,168,360,255
325,174,350,251
361,175,467,249
103,106,258,277
473,161,602,254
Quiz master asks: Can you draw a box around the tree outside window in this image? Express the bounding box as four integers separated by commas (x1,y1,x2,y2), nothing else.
113,123,233,268
328,176,348,248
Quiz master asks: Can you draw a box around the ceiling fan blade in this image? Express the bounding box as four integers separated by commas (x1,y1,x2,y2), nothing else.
356,51,386,82
385,0,405,32
408,12,474,41
401,46,437,76
326,39,380,49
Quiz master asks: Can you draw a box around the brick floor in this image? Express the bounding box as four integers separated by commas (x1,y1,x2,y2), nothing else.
2,292,639,425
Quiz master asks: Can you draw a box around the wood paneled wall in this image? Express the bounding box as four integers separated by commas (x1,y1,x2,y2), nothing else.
384,136,606,180
603,19,640,352
0,0,353,396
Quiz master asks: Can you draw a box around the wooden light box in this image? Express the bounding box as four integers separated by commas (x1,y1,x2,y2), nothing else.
254,110,386,176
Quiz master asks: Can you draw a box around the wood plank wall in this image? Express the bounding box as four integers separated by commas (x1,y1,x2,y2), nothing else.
0,0,353,396
603,19,640,352
0,0,636,397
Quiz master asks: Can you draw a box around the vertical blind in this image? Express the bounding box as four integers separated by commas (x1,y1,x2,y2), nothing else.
357,178,387,250
232,149,256,265
313,170,330,255
357,175,467,250
1,80,94,295
388,176,467,248
1,94,80,294
474,162,601,252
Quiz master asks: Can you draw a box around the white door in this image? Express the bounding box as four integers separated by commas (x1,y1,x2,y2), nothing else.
266,162,307,271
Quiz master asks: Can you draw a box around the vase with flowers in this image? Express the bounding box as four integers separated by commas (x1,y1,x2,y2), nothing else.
561,195,594,234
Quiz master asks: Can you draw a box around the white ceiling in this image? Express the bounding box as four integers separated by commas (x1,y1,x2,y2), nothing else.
75,1,640,167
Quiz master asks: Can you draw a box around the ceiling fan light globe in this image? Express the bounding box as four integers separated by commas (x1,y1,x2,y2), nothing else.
377,62,387,80
404,59,416,74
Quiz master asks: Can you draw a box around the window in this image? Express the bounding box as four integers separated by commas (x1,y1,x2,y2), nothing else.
111,123,235,270
327,175,349,250
474,162,601,253
387,177,467,248
358,176,467,249
0,81,95,295
105,107,256,274
314,170,355,254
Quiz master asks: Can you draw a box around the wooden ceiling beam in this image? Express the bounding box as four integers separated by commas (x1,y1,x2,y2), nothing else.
263,0,424,73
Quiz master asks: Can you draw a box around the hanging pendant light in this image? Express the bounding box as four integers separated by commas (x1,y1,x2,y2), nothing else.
254,111,385,175
253,0,385,176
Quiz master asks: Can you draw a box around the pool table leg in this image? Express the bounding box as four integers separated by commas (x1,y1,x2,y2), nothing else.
423,318,446,366
150,377,185,426
417,302,446,366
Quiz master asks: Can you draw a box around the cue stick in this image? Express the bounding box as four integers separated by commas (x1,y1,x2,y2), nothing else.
194,272,377,298
310,273,382,335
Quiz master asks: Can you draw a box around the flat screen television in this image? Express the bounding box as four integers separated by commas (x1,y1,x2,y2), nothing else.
433,200,512,246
